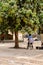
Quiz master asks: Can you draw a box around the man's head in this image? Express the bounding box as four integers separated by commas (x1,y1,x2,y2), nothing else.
29,34,31,36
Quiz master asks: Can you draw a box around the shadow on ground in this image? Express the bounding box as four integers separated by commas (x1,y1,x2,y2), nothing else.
9,47,27,49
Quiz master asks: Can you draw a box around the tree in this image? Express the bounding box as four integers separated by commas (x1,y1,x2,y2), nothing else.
0,0,42,48
36,0,43,34
0,2,9,40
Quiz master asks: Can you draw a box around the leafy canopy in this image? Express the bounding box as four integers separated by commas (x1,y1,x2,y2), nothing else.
0,0,43,34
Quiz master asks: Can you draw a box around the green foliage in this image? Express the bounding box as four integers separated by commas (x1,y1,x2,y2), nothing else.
0,0,43,34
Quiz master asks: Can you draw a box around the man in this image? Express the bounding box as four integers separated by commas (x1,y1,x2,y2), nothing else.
27,34,34,49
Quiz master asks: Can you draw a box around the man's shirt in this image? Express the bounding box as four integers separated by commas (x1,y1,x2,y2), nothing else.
28,36,34,43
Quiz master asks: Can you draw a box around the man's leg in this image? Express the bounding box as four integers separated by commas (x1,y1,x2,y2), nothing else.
30,43,33,49
27,42,29,49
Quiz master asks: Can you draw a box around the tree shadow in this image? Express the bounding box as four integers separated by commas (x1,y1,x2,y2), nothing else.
9,47,27,49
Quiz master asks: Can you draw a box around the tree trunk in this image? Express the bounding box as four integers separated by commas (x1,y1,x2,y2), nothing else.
14,31,19,48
